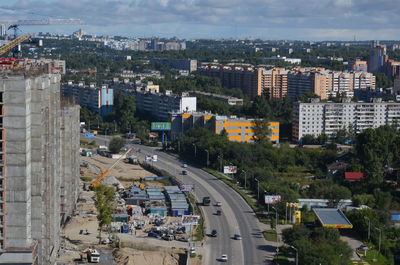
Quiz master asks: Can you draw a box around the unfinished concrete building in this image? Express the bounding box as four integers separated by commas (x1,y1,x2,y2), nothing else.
0,60,80,265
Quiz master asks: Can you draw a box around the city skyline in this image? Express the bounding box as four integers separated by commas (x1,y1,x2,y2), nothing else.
1,0,400,40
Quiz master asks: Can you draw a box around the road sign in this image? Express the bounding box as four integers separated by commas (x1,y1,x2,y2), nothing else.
182,215,200,225
223,165,237,174
151,122,171,131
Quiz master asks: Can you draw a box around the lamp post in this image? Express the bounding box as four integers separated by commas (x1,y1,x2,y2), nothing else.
192,143,197,157
205,149,209,167
364,216,371,241
97,117,100,129
218,154,223,172
114,120,117,132
255,178,260,200
290,246,298,265
374,227,382,253
272,206,279,242
241,170,247,189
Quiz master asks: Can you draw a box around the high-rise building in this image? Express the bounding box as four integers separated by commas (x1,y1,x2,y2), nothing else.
260,68,288,99
0,25,6,36
292,98,400,141
348,59,368,72
368,45,388,74
0,59,80,264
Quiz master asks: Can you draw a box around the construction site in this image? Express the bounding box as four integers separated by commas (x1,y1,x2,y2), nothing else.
55,146,202,265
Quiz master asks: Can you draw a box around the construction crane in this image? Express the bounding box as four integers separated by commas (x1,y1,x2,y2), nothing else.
0,34,30,56
90,146,135,189
6,18,84,37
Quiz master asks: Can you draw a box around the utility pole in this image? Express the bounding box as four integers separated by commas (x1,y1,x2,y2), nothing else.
364,216,371,241
375,227,382,253
255,178,260,200
205,149,209,167
192,143,197,157
241,170,247,189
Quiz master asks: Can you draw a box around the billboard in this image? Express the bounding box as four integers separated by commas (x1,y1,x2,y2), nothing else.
180,184,194,192
85,132,94,139
265,195,282,204
182,215,201,225
151,122,171,131
223,166,237,174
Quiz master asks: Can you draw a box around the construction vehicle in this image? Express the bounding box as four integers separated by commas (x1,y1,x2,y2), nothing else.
90,146,135,189
84,248,100,263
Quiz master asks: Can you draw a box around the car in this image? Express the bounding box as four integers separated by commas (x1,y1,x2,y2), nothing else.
177,236,189,242
214,202,222,207
189,247,196,255
211,229,218,237
183,163,188,168
216,210,222,216
233,234,242,240
219,254,228,262
182,170,187,175
357,245,370,251
162,234,174,241
147,232,160,238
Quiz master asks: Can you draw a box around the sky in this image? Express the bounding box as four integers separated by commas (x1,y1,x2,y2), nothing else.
1,0,400,40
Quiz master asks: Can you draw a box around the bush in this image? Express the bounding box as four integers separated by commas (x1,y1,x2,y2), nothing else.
108,137,125,154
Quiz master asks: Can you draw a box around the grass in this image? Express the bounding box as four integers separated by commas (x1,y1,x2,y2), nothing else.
187,193,205,241
80,176,92,182
203,168,269,224
263,229,278,241
120,241,160,251
274,255,291,265
361,249,390,265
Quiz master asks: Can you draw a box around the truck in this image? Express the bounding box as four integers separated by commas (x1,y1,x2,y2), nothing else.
85,249,100,263
202,196,211,206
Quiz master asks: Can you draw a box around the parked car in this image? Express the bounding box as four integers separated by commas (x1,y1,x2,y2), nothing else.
233,234,242,240
189,247,196,255
211,229,218,237
147,232,160,238
162,234,174,241
219,254,228,262
357,245,370,251
177,236,189,242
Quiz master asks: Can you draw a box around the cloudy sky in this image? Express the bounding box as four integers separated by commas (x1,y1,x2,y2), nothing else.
1,0,399,40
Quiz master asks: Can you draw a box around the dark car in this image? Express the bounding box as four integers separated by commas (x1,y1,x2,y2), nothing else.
211,229,218,237
216,210,222,216
147,232,160,238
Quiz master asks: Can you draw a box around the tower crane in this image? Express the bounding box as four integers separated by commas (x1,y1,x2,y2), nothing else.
0,17,84,57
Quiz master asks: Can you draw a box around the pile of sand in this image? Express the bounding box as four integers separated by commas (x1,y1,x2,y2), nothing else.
113,248,180,265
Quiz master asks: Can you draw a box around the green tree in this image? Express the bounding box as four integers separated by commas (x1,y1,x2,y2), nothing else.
108,137,126,154
93,184,115,243
252,119,272,144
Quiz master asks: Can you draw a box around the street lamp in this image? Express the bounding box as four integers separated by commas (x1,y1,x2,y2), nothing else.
114,120,117,132
205,149,209,167
218,154,223,172
241,170,247,189
364,216,371,241
374,227,382,253
272,206,279,242
255,178,260,200
192,143,197,157
290,246,298,265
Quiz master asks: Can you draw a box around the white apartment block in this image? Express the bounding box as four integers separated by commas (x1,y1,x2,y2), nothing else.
293,98,400,141
134,90,196,121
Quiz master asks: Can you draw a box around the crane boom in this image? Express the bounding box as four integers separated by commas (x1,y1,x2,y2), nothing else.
91,146,135,187
0,34,30,56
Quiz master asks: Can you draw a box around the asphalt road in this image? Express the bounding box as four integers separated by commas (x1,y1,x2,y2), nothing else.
134,145,275,265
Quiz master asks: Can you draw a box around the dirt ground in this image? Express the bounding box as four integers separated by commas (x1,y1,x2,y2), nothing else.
81,154,157,188
57,154,193,265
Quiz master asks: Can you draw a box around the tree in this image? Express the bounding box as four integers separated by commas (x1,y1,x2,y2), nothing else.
93,185,115,243
252,119,271,144
108,137,125,154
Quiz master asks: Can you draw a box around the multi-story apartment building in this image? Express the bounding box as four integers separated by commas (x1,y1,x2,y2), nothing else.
199,64,289,100
170,112,279,143
133,89,196,121
287,68,376,100
150,58,197,72
190,91,243,105
62,81,113,116
260,68,288,99
0,60,80,264
348,59,368,72
292,98,400,141
368,44,387,74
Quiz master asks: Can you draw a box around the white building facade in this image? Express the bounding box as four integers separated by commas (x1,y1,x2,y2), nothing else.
293,99,400,141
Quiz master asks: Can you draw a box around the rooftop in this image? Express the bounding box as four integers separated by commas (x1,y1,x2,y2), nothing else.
313,208,353,229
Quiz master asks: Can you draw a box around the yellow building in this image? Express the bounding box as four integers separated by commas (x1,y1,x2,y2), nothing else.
170,112,279,143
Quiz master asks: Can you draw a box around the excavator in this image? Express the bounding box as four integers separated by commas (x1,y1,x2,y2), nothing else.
89,146,135,189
